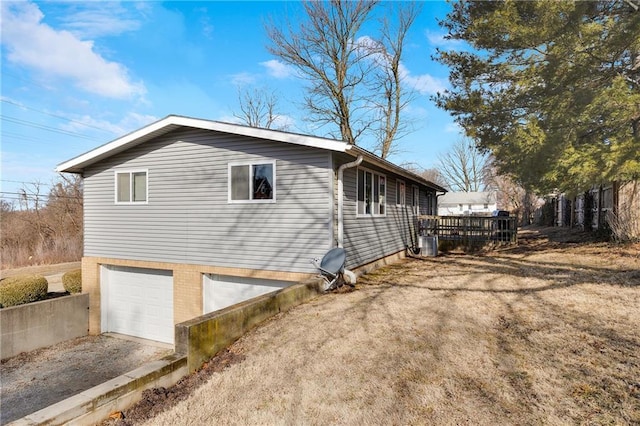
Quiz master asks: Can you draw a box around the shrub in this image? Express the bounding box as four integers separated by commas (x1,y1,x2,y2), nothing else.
62,269,82,293
0,275,48,308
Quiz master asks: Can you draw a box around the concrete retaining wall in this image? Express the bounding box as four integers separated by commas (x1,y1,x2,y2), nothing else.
1,294,89,360
10,278,323,425
176,278,324,372
11,353,188,426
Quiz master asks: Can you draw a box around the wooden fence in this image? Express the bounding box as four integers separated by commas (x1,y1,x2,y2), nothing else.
417,215,517,245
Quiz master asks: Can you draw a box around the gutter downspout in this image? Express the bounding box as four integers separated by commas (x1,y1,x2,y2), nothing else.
337,155,363,248
435,191,446,215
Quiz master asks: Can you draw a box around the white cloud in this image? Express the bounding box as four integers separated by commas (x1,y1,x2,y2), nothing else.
217,114,243,125
0,1,146,100
195,7,214,40
425,30,465,49
58,3,141,39
399,64,448,96
260,60,294,79
272,114,296,131
230,72,257,86
61,112,158,136
353,35,448,96
445,122,463,134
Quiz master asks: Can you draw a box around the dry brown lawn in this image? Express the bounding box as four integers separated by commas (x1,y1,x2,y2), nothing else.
141,227,639,425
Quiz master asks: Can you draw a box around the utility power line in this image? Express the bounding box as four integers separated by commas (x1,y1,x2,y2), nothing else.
1,179,55,187
1,191,81,200
1,115,98,141
1,99,114,134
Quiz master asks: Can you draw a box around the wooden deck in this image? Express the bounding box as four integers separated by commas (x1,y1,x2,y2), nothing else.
417,215,517,245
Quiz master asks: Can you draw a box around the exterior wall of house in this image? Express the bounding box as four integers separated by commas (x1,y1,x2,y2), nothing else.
82,127,334,275
334,155,436,270
81,256,312,335
80,127,444,335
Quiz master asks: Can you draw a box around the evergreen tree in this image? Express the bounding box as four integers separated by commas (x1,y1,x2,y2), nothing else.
435,0,640,193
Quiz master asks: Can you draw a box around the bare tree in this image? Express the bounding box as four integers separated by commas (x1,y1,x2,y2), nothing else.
266,0,377,144
1,174,83,267
265,0,418,157
368,2,420,158
419,168,447,189
485,162,540,225
436,138,489,192
234,87,285,130
400,162,448,189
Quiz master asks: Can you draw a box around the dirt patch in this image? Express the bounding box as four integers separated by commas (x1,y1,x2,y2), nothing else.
103,349,245,425
99,226,639,425
0,334,171,424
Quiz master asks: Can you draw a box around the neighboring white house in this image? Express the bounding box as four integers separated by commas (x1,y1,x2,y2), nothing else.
437,191,497,216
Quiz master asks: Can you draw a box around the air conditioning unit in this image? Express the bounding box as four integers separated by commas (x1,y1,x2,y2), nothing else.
418,235,438,257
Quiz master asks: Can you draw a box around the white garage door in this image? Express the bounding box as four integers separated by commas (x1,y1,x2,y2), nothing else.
101,265,174,344
203,274,290,314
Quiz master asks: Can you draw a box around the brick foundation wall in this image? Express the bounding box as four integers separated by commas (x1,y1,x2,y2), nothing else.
81,257,313,337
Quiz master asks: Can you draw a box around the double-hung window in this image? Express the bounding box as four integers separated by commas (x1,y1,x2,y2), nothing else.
229,161,276,203
412,186,419,215
357,168,386,216
396,180,406,206
115,170,147,204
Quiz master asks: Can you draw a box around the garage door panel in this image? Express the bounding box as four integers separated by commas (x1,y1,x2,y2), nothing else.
101,266,174,344
203,274,291,314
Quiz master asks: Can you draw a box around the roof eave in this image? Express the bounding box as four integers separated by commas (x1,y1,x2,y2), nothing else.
346,145,448,192
56,115,350,174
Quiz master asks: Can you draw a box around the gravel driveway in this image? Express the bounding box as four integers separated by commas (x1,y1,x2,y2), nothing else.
1,262,170,424
0,334,171,424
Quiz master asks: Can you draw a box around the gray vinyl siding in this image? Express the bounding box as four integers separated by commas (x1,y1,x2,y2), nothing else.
83,128,333,274
336,155,420,270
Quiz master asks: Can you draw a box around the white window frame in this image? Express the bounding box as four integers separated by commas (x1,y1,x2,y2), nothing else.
228,160,277,204
356,167,387,217
396,180,406,206
412,186,419,215
114,169,148,204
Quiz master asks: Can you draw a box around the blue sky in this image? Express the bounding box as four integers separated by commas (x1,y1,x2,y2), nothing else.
1,1,463,202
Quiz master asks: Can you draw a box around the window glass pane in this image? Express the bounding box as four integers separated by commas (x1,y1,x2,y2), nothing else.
117,173,130,202
373,175,379,204
379,176,386,215
231,165,250,200
132,172,147,202
365,171,372,214
396,181,405,205
357,169,365,214
253,164,273,199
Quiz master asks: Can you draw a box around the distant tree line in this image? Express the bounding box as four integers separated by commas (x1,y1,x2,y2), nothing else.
1,174,82,268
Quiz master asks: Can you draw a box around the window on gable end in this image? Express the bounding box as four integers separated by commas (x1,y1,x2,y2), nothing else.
115,170,147,204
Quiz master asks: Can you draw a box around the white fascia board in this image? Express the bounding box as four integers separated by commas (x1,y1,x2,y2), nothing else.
57,115,349,173
347,145,448,193
178,116,349,152
56,117,179,173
